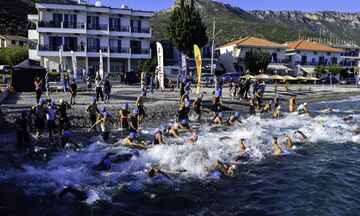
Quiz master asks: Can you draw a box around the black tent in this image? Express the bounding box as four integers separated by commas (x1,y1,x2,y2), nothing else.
12,59,46,92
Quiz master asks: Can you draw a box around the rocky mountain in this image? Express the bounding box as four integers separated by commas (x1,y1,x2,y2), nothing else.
151,0,360,45
250,10,360,44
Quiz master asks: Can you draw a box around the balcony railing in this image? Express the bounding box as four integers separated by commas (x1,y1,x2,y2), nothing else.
63,45,84,52
110,25,130,32
38,21,61,28
87,24,108,30
39,44,60,51
63,22,85,29
87,46,108,52
131,27,150,33
110,47,130,53
131,48,151,55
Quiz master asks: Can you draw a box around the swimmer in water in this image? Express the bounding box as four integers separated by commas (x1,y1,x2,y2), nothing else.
148,168,171,180
289,95,296,112
25,146,48,161
321,107,332,113
122,132,146,149
93,151,140,171
297,102,308,114
273,106,281,119
284,134,294,149
261,100,273,114
214,160,236,177
294,130,308,141
58,130,80,150
151,130,164,145
187,132,198,144
272,136,283,155
223,111,241,126
234,139,251,161
58,186,88,200
167,123,181,138
179,119,193,133
89,111,116,141
213,112,223,125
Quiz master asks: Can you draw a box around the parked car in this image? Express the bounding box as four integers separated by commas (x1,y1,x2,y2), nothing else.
339,78,356,85
221,72,241,83
124,72,140,84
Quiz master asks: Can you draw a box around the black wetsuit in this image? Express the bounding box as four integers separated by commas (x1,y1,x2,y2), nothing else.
129,116,138,133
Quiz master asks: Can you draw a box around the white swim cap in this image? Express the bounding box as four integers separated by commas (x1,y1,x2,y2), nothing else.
278,106,281,110
174,123,179,128
245,148,251,153
304,103,308,106
59,99,64,104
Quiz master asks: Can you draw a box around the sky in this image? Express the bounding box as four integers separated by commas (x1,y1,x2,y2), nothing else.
88,0,360,12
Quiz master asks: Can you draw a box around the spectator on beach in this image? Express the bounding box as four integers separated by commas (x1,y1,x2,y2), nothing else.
70,79,77,104
86,76,92,91
65,73,70,90
103,76,112,103
34,76,43,103
15,110,30,147
95,76,104,102
85,97,100,128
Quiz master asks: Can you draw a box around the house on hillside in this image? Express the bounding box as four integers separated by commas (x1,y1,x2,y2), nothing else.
27,0,152,74
0,35,29,48
285,40,342,77
217,37,289,74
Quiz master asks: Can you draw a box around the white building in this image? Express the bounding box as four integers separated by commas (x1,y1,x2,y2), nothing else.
285,40,342,75
331,44,360,73
28,0,152,74
0,35,29,48
217,37,288,74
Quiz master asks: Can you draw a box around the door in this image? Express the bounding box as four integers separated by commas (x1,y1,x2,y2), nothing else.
87,38,100,52
319,56,325,65
130,40,141,54
64,37,78,51
301,56,307,65
131,20,141,32
52,13,62,27
49,36,62,51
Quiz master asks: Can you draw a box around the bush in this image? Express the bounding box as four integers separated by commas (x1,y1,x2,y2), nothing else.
0,46,28,66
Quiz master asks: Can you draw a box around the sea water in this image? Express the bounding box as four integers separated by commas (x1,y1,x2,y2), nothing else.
0,96,360,215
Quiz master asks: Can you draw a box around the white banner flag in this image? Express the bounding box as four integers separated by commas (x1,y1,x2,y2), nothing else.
181,53,187,72
70,50,78,80
156,42,164,90
99,50,104,80
59,45,64,83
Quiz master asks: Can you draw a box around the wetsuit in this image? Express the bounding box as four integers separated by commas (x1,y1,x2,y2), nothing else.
46,107,57,137
100,118,111,141
119,109,130,130
57,103,71,133
16,116,29,146
129,116,138,133
86,103,99,126
31,104,46,133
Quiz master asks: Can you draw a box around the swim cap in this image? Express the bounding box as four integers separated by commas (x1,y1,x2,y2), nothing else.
211,171,222,178
218,112,223,118
103,159,111,167
185,100,191,107
304,103,308,106
243,153,250,159
133,109,139,115
92,97,96,102
34,146,40,153
141,91,146,96
103,111,109,117
50,101,56,107
173,123,179,129
127,184,139,193
352,132,359,136
39,98,45,105
235,112,240,117
185,90,189,95
63,130,71,136
198,93,203,98
269,100,273,103
129,132,136,138
123,103,129,109
181,119,187,125
277,106,281,110
101,107,106,113
59,99,64,104
153,130,160,137
216,91,221,97
132,150,140,157
160,125,167,131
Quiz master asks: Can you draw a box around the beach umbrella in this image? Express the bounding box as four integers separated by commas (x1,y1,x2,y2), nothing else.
270,75,285,92
295,76,307,92
240,75,255,79
254,74,271,79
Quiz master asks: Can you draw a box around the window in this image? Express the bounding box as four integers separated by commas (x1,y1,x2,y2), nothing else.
87,16,100,29
331,57,337,64
327,52,331,56
297,51,300,54
130,40,142,54
87,38,100,52
49,36,62,51
314,51,317,55
319,56,325,65
288,56,292,62
301,55,307,64
11,40,16,45
19,41,24,46
130,19,142,32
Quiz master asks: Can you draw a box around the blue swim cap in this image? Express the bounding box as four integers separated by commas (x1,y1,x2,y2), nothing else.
185,90,189,95
218,112,223,118
186,82,190,86
235,112,240,117
199,93,203,98
283,149,292,155
39,98,45,105
92,97,96,102
103,111,109,117
336,125,343,129
243,153,250,159
63,130,71,136
160,125,167,131
211,171,222,178
216,91,221,97
153,130,160,137
50,101,56,107
103,159,111,167
132,150,140,157
133,109,139,115
101,107,106,113
181,119,187,125
352,132,359,136
129,132,136,138
123,103,129,109
141,91,146,96
185,100,191,106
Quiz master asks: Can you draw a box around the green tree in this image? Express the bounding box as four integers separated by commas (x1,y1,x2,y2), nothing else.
138,57,158,75
244,48,270,75
314,64,326,77
327,64,341,75
0,46,28,66
167,0,208,56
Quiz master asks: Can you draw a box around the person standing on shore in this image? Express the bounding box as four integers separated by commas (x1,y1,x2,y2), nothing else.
56,99,71,134
89,111,115,141
34,77,43,103
289,95,296,112
135,92,147,124
15,110,30,147
46,101,57,140
193,93,203,122
85,97,100,128
30,98,46,140
274,94,280,109
95,76,104,102
69,79,77,105
103,76,112,103
86,76,92,92
179,79,186,99
119,103,130,133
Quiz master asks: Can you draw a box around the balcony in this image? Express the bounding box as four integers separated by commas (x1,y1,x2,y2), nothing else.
87,46,108,52
131,48,151,55
39,44,60,51
63,22,85,29
87,24,108,30
110,47,130,53
38,21,61,28
110,25,130,32
131,27,150,33
63,45,85,52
